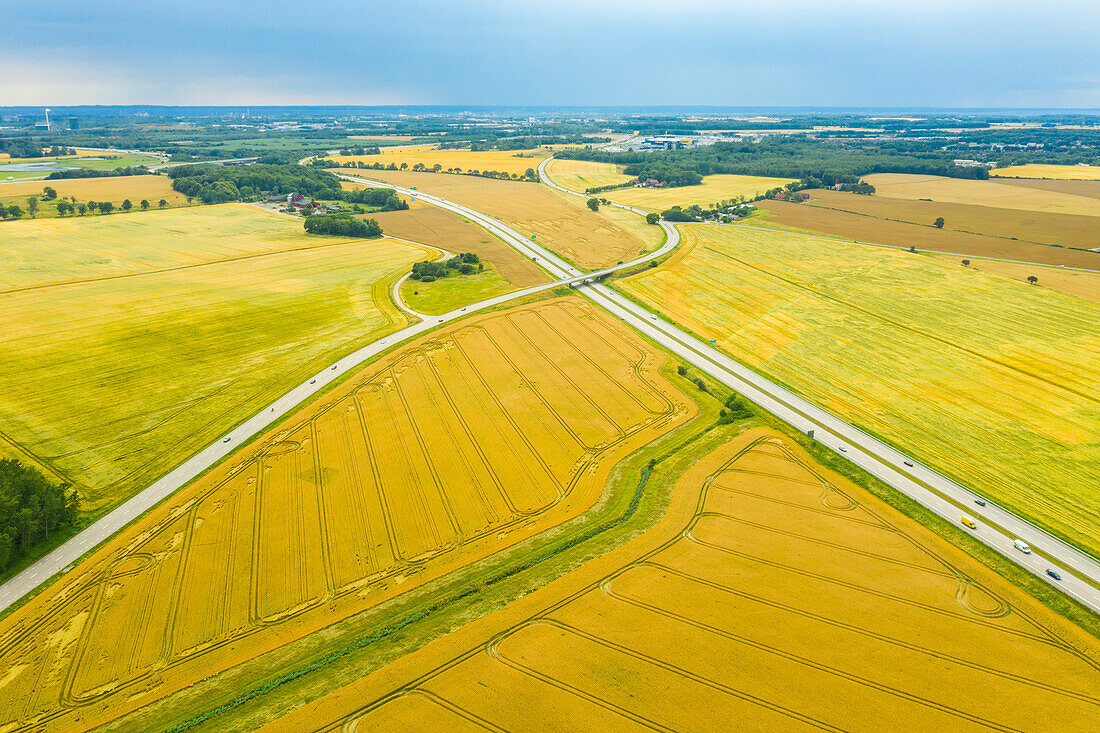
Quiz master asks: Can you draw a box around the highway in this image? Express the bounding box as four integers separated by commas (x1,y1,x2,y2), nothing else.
378,162,1100,614
2,165,1096,617
0,192,679,614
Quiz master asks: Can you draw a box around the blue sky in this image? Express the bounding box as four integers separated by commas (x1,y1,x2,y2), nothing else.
2,0,1097,108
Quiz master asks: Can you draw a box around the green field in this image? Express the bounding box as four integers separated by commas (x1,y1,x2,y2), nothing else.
400,263,514,315
619,224,1100,556
0,152,160,182
0,205,428,512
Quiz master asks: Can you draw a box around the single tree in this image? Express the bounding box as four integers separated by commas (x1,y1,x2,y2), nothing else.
185,195,193,206
933,216,945,228
87,200,98,213
586,197,599,212
42,186,57,200
1027,275,1038,285
121,199,133,212
7,205,24,219
962,259,970,267
140,199,149,210
646,212,660,225
56,201,72,216
99,201,114,214
77,203,87,216
158,199,168,208
908,245,917,253
26,197,38,218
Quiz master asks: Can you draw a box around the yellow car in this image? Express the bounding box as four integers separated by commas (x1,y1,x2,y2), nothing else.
961,516,977,530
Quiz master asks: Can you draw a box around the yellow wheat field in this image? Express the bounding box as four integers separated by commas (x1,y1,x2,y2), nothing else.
325,147,550,176
991,164,1100,180
269,430,1100,732
619,224,1100,556
543,158,634,191
0,298,692,731
0,174,186,211
863,173,1100,217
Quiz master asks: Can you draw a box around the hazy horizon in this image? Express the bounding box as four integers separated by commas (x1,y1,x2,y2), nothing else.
2,0,1097,108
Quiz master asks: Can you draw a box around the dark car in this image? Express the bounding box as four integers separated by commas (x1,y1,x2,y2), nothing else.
974,499,986,507
1046,569,1062,581
903,460,914,467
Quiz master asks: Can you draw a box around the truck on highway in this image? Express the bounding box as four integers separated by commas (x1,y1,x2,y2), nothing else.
961,516,977,529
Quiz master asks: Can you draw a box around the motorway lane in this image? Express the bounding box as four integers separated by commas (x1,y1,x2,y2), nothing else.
0,191,680,614
370,167,1100,613
4,167,1095,616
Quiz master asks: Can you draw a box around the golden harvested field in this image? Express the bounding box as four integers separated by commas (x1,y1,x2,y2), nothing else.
863,173,1100,217
270,430,1099,732
755,199,1100,270
996,177,1100,200
325,147,550,176
347,169,656,269
0,205,428,510
929,255,1100,304
543,158,634,191
991,164,1100,180
619,225,1100,556
802,187,1100,251
341,183,547,288
0,299,692,730
0,174,186,212
606,173,796,211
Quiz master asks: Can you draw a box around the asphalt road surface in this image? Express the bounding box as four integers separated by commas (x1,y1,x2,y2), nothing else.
2,166,1096,616
0,195,679,614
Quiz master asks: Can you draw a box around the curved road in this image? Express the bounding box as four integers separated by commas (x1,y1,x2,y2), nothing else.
0,192,679,614
2,164,1096,617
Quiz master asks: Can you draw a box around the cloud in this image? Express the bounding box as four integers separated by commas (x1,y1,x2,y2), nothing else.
1,1,1098,107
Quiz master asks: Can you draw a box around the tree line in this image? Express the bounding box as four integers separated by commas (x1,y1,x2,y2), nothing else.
303,213,382,237
343,186,408,211
45,165,149,180
0,459,80,572
555,137,992,186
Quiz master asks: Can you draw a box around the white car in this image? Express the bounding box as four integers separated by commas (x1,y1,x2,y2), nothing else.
1013,539,1032,554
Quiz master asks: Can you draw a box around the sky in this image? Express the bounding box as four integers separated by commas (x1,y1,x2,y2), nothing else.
2,0,1098,108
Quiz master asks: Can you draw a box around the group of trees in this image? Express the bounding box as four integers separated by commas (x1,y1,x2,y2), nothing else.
168,163,344,204
836,180,876,195
303,213,382,237
45,165,149,180
342,186,408,211
0,460,80,572
409,252,482,282
338,145,381,156
0,139,73,159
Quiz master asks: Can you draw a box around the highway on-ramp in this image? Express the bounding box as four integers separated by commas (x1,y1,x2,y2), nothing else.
0,197,679,614
2,166,1096,618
